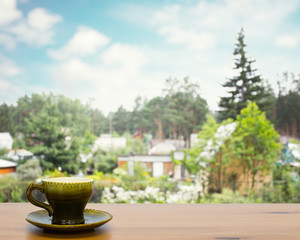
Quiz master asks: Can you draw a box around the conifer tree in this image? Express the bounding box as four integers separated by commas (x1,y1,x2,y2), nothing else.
0,103,15,136
24,103,80,174
218,28,269,121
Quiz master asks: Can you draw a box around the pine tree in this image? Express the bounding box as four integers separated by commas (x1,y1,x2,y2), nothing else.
218,28,268,121
0,103,15,136
24,103,80,174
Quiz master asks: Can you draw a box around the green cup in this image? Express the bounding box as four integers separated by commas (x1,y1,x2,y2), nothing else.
26,177,94,225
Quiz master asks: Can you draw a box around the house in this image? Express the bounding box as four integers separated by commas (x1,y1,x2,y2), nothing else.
190,133,199,148
0,132,13,150
92,134,126,152
118,142,176,178
118,154,173,177
0,159,17,175
132,131,143,141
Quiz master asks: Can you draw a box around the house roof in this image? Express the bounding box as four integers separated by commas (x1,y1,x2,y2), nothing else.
0,132,13,139
0,159,17,168
288,143,300,160
118,155,172,163
149,142,176,155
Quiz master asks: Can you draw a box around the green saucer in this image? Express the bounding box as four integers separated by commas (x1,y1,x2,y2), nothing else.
26,209,112,232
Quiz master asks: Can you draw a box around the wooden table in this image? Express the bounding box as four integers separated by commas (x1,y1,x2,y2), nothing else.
1,203,300,240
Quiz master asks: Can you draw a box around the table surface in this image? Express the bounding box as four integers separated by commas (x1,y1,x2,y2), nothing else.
1,203,300,240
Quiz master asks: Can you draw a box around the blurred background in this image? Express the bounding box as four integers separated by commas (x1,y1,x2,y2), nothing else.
0,0,300,203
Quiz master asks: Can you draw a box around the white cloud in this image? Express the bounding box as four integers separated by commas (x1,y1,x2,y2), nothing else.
9,7,62,46
9,22,56,46
275,35,299,49
54,58,96,91
48,26,110,60
158,26,216,51
0,6,62,47
0,78,23,103
0,55,23,103
0,33,16,49
0,55,24,103
27,8,62,31
0,0,22,26
150,0,299,52
54,43,148,87
101,43,148,75
51,39,151,112
0,55,22,77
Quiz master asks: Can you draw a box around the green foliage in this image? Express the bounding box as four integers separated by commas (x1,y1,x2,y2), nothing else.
203,189,249,203
275,72,300,138
162,76,209,143
112,106,130,136
16,159,42,181
56,95,92,136
0,103,15,136
189,115,234,192
189,114,220,163
232,102,281,188
0,148,8,158
124,134,148,154
0,175,29,202
218,28,272,121
92,149,118,174
82,131,97,154
151,175,178,193
11,186,24,202
24,103,80,174
43,169,69,178
118,162,151,190
260,164,299,203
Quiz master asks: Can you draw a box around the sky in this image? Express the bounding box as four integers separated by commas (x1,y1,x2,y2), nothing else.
0,0,300,114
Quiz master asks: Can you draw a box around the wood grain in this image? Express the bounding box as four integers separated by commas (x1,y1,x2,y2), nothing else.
1,203,300,240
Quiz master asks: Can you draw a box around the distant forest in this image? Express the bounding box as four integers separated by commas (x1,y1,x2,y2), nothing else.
0,72,299,144
1,29,300,145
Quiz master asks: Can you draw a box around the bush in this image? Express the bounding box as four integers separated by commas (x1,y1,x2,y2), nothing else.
43,169,69,178
16,159,42,181
0,175,30,202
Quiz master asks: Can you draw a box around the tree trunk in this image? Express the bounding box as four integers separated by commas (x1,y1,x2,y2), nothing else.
251,173,256,189
154,119,164,139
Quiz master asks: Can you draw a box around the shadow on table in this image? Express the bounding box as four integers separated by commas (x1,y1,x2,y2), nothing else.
26,224,112,240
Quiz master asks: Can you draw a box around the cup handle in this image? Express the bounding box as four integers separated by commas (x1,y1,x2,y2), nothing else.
26,183,54,217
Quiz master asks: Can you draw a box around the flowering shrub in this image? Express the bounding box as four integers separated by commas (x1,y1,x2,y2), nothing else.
101,184,202,203
166,185,202,203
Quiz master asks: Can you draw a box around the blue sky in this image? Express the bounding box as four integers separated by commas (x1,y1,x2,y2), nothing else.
1,0,300,114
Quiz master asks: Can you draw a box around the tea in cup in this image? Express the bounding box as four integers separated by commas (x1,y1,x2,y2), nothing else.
26,177,94,225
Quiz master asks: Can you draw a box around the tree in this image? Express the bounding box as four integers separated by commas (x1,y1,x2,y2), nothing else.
13,93,95,137
57,95,92,136
13,93,50,133
0,103,15,136
231,102,280,189
112,106,130,135
24,103,80,174
163,76,209,146
144,96,167,139
129,96,149,135
218,28,270,121
89,108,109,136
189,115,235,192
275,72,300,138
